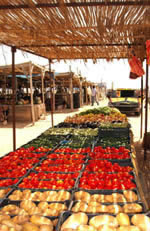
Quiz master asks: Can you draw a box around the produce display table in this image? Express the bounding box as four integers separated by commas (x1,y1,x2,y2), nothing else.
1,103,46,122
0,106,149,230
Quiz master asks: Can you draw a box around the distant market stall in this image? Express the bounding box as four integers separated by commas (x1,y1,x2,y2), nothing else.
0,61,47,124
44,71,96,112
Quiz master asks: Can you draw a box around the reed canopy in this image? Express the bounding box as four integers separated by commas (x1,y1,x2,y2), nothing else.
0,0,149,61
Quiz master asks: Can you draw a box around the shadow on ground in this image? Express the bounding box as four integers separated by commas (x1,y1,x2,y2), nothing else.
0,121,32,129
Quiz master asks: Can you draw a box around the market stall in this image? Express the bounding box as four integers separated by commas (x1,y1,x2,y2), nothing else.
0,62,46,123
0,0,150,229
0,106,149,230
44,71,93,112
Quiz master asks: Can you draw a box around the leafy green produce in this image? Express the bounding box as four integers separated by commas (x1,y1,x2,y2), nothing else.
23,135,67,149
61,135,96,148
99,122,130,128
96,137,130,148
79,106,117,116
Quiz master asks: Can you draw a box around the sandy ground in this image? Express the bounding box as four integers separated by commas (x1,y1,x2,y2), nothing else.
0,99,108,157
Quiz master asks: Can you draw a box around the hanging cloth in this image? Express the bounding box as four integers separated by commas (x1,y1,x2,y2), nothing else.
146,40,150,65
128,55,145,79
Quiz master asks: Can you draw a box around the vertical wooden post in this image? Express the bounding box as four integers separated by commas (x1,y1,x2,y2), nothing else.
140,76,143,139
41,70,46,118
52,78,55,112
11,46,16,151
79,77,82,107
25,73,29,96
144,63,149,160
4,74,7,104
85,82,88,105
49,59,54,127
29,63,35,125
70,73,73,111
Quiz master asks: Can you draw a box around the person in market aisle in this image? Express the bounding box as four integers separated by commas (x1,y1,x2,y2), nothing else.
45,87,51,111
16,85,24,101
87,86,92,104
91,85,99,106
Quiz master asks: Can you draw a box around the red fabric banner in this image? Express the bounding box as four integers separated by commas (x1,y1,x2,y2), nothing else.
128,55,145,78
146,40,150,65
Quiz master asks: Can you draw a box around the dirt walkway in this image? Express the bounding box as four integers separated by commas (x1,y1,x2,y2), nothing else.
0,99,108,157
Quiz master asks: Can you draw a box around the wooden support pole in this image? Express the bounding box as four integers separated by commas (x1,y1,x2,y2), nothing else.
49,59,54,127
85,83,88,105
140,76,143,139
26,74,29,95
29,63,35,125
4,74,7,104
70,73,73,111
79,78,82,107
144,63,149,160
52,78,55,112
41,70,46,118
11,46,16,151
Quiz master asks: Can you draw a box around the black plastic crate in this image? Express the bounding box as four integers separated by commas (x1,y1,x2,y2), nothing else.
98,127,130,138
69,200,146,215
72,188,141,202
56,211,150,231
17,172,79,191
7,188,74,202
0,199,71,218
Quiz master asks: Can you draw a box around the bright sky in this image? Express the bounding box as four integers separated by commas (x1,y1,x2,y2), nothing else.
0,45,146,90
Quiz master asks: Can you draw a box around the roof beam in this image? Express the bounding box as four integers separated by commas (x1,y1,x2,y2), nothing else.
19,43,142,48
0,1,150,10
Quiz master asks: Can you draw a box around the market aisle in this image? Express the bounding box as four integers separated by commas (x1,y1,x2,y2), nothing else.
0,98,147,157
0,98,108,157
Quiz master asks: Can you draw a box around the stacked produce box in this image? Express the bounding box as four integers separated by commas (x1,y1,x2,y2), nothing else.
0,106,149,231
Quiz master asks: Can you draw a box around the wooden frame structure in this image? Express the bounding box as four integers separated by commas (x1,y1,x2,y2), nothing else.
0,0,149,61
0,61,46,125
44,71,93,112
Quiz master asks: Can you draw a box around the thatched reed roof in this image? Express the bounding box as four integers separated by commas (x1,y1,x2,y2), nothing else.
0,61,45,75
0,62,93,88
0,0,149,60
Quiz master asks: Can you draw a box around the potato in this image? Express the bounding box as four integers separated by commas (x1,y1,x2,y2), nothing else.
117,226,141,231
9,228,18,231
12,215,29,224
23,222,40,231
2,205,19,213
0,214,10,222
43,208,59,217
0,224,9,231
76,224,96,231
2,219,17,227
116,213,130,226
38,202,49,211
48,203,67,211
40,224,53,231
30,215,53,226
20,201,36,212
61,213,88,231
89,215,118,228
97,225,117,231
27,207,42,215
1,219,22,231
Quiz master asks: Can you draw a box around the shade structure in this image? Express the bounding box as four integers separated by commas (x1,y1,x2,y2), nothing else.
0,0,149,60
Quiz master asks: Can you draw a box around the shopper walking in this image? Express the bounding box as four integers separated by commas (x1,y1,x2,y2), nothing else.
91,86,99,106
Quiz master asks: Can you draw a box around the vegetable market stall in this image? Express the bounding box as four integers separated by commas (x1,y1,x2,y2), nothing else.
0,106,149,230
